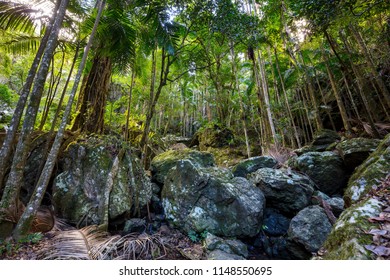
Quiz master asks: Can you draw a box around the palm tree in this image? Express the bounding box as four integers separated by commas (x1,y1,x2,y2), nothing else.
71,1,136,134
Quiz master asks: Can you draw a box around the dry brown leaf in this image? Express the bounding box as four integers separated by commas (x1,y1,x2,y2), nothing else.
364,245,390,257
368,229,388,236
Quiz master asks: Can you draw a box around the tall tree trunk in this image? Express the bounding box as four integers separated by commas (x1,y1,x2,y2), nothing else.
124,70,136,141
349,25,390,109
339,30,381,136
0,2,59,191
0,0,70,221
13,0,106,239
39,49,66,130
71,56,112,134
274,48,301,148
230,41,251,158
140,49,171,167
323,51,352,133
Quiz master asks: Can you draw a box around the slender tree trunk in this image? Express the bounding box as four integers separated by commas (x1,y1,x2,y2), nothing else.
298,52,322,131
39,50,66,130
0,3,58,191
124,70,136,141
340,30,381,134
274,49,301,148
0,0,70,221
13,0,106,239
349,25,390,109
230,42,251,158
323,52,352,133
141,49,171,167
51,43,80,129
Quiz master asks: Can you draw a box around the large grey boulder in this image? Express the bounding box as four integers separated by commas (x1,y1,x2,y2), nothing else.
289,151,347,195
336,138,381,171
288,206,333,253
53,141,152,226
248,168,315,216
231,156,277,178
162,160,265,238
150,149,215,185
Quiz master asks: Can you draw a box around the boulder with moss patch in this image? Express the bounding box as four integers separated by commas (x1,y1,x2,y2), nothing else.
150,149,215,185
53,139,152,226
248,168,315,216
232,156,277,178
322,198,384,259
336,138,381,171
198,124,234,150
289,151,347,195
344,134,390,206
162,160,265,238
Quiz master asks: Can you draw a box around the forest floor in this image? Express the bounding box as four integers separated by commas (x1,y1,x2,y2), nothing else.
1,224,269,260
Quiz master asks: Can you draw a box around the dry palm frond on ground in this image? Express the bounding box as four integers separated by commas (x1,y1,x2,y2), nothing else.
38,225,169,260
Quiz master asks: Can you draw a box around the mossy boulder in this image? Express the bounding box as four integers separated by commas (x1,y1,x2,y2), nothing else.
289,151,347,195
53,140,152,226
322,198,384,259
232,156,277,178
288,205,333,253
311,129,341,150
150,149,215,185
294,130,341,156
248,168,315,217
198,124,234,150
162,160,265,238
336,138,381,171
344,134,390,206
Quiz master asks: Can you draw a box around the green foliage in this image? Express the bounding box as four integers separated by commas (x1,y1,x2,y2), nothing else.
188,230,208,243
0,232,43,257
0,83,15,105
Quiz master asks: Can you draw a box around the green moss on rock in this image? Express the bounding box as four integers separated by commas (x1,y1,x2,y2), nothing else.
322,198,384,259
150,148,215,185
344,134,390,206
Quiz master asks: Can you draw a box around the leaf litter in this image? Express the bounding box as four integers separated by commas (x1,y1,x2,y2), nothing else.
365,174,390,259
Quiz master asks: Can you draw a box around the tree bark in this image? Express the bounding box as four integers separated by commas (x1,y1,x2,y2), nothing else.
0,3,58,192
323,51,352,133
0,0,70,221
71,55,112,134
13,0,106,239
349,24,390,109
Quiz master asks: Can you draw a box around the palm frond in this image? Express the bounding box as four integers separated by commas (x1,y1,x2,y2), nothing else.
41,228,93,260
0,1,39,34
0,32,41,54
38,225,168,260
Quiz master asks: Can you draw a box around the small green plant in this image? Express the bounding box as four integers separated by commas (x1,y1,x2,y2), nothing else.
20,232,43,244
0,84,15,105
0,233,43,257
188,230,208,243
